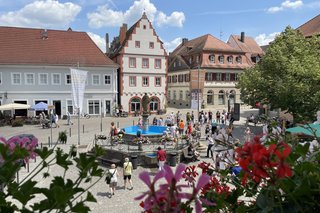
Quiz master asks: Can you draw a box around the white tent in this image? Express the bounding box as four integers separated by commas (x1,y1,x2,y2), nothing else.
0,103,30,110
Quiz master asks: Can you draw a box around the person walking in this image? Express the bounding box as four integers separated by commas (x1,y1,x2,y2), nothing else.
67,111,73,125
54,114,60,128
206,135,214,158
123,158,133,190
179,120,185,135
244,127,251,142
109,164,118,196
157,147,166,171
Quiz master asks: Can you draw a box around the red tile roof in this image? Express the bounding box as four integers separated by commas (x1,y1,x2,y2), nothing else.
227,35,264,55
0,26,118,67
297,14,320,37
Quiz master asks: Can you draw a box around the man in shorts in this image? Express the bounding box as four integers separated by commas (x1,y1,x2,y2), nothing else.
123,157,133,190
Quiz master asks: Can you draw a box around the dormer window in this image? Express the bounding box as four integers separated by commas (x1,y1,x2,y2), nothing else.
173,61,176,68
236,56,242,64
209,55,215,63
178,61,181,66
227,56,233,64
189,57,192,64
196,55,199,63
218,55,224,64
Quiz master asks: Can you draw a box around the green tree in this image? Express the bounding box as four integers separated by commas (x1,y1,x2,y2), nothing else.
237,26,320,122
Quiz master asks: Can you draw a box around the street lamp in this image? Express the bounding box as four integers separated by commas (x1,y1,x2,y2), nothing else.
197,64,200,121
226,91,230,113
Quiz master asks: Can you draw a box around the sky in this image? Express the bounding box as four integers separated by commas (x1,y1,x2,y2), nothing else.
0,0,319,53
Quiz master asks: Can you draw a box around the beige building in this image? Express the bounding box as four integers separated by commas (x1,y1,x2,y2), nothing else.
167,33,263,110
108,13,167,115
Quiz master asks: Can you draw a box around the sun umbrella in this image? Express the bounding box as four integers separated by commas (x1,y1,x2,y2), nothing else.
286,124,320,137
30,102,48,111
0,103,30,110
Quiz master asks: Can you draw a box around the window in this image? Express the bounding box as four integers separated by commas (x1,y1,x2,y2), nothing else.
172,75,177,83
129,76,136,86
52,73,61,85
142,58,149,68
185,90,190,100
155,59,161,69
236,56,242,64
205,72,212,81
189,57,192,64
209,55,215,63
149,97,159,111
129,57,136,68
12,73,21,85
143,25,146,29
218,90,225,105
67,100,73,114
155,77,161,86
39,73,48,85
92,74,100,85
227,56,233,64
135,41,140,48
149,42,154,49
104,75,111,85
218,55,224,64
173,90,177,100
184,74,190,82
25,73,35,85
130,98,141,112
196,55,199,63
168,91,171,100
178,61,181,66
66,74,71,85
225,73,230,81
179,91,183,100
142,77,149,87
216,73,221,81
88,100,100,115
168,76,172,83
235,73,239,81
207,90,214,105
178,75,184,82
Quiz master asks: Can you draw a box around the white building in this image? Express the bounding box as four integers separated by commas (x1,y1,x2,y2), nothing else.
108,13,168,115
0,27,119,117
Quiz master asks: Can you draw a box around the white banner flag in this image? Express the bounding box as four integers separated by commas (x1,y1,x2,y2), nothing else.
70,68,88,113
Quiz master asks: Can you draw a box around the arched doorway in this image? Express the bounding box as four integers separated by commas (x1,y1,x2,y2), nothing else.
129,97,141,113
207,90,213,105
149,96,160,112
218,90,225,105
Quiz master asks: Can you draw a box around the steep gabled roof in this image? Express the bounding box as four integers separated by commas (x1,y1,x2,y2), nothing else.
297,14,320,37
171,34,242,58
227,35,264,55
0,26,118,67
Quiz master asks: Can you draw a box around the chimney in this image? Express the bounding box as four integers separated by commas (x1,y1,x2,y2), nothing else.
240,32,245,42
182,38,188,45
119,23,127,44
41,29,48,40
105,33,110,54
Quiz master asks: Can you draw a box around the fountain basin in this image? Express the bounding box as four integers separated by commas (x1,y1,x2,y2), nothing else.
122,125,168,144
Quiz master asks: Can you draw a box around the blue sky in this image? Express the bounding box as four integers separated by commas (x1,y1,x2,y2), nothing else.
0,0,319,52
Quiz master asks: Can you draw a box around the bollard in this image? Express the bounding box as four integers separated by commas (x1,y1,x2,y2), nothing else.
48,136,50,147
40,143,43,149
69,128,71,137
100,123,102,132
117,122,119,128
133,120,135,126
27,162,29,173
16,171,19,184
83,125,84,134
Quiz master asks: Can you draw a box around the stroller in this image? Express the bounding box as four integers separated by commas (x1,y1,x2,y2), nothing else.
42,119,56,128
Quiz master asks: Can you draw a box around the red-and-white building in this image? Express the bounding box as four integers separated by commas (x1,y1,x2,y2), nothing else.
108,13,168,114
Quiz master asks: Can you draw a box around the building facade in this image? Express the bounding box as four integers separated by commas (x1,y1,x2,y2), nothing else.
0,27,119,117
108,13,167,115
168,33,263,110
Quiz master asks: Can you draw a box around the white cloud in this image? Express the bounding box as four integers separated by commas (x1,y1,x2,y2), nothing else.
156,11,185,27
0,0,81,28
255,32,280,46
163,37,182,53
267,0,303,13
87,0,185,28
87,32,106,53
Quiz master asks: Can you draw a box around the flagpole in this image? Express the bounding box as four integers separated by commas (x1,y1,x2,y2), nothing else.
77,62,80,146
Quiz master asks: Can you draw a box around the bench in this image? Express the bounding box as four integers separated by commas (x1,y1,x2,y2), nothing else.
98,157,121,167
182,148,194,162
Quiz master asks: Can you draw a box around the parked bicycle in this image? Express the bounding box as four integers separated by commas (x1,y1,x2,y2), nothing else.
74,112,90,119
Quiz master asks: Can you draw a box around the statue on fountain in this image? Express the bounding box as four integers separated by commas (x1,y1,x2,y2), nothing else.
142,93,150,115
141,93,150,133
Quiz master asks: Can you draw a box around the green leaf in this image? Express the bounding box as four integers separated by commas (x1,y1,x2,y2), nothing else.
85,191,96,203
70,202,90,213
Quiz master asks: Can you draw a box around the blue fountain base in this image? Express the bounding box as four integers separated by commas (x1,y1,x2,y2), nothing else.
123,125,168,144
